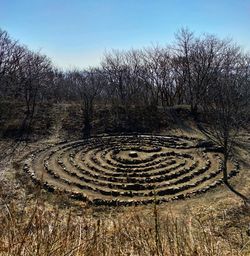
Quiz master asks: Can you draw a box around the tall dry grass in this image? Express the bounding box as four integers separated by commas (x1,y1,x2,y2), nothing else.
1,190,249,256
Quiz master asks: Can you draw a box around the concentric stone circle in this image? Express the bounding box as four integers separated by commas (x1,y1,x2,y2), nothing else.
23,135,240,206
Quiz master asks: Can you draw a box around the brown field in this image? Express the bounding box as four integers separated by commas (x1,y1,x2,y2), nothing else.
0,125,249,256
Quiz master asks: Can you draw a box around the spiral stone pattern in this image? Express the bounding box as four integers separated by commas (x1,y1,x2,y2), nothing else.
23,135,239,206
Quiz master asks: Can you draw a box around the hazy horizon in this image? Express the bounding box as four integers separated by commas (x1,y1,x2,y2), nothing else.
1,0,250,69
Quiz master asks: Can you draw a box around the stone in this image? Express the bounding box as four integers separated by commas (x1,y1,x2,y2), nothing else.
129,151,138,158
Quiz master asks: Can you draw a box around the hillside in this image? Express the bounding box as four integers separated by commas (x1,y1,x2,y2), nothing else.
0,105,249,256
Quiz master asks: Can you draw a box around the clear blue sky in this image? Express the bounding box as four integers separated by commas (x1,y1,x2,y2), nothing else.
1,0,250,69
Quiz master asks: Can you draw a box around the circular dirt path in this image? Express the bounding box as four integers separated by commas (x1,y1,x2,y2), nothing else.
23,135,239,206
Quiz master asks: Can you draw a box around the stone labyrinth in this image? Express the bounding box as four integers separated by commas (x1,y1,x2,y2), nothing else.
23,135,240,206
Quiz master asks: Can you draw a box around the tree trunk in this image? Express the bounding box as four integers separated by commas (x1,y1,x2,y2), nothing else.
83,103,93,138
222,153,250,205
190,103,198,119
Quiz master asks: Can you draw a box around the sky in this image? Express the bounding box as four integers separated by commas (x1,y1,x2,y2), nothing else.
1,0,250,69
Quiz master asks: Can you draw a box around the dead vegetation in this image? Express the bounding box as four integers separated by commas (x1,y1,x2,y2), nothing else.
0,186,250,256
0,131,249,256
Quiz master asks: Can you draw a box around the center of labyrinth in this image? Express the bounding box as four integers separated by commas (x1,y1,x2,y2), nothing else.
23,135,240,206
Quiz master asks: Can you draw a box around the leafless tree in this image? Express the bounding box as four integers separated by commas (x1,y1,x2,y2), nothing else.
16,50,52,134
173,28,229,115
69,68,104,137
0,29,25,98
200,45,250,204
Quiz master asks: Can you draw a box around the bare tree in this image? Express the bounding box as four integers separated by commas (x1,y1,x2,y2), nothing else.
140,46,164,107
16,50,52,134
200,45,250,204
0,29,25,98
173,28,228,116
69,68,104,137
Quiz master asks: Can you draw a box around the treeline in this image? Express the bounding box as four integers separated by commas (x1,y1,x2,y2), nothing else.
0,28,250,137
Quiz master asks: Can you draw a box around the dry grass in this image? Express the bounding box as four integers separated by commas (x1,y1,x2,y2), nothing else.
0,131,249,256
0,189,250,256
